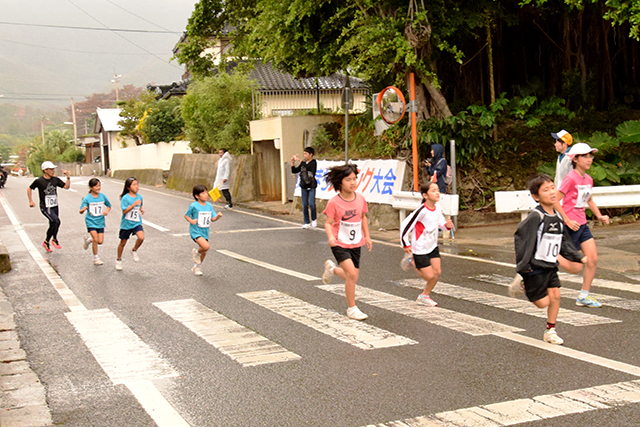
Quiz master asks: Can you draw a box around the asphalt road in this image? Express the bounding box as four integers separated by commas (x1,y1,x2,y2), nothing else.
1,176,640,427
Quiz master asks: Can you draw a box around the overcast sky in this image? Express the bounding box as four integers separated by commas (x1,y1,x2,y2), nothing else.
0,0,199,108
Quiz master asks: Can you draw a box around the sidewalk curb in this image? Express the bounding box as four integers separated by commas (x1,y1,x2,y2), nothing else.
0,244,10,273
0,289,53,427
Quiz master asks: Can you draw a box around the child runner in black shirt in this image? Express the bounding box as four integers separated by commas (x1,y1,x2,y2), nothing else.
27,161,70,252
512,174,586,345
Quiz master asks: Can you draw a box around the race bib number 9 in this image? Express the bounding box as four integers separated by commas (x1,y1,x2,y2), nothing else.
45,195,58,208
535,233,562,263
89,202,105,217
197,211,212,228
575,185,592,209
124,207,141,222
338,221,362,245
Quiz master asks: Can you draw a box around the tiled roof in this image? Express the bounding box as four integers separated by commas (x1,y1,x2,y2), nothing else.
247,62,368,91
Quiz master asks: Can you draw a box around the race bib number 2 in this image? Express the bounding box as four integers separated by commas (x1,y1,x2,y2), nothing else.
338,221,362,244
124,207,141,222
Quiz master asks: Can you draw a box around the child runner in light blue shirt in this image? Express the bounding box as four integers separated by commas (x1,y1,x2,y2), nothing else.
184,184,222,276
116,177,144,271
79,178,111,265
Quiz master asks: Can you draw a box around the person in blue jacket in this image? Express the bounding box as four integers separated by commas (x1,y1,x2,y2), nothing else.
424,143,448,194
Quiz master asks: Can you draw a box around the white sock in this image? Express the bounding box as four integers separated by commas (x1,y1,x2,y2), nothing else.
579,290,589,299
329,266,336,274
94,255,99,259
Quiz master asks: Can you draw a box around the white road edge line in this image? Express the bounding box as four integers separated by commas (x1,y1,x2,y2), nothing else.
0,192,86,312
1,193,191,427
217,249,320,281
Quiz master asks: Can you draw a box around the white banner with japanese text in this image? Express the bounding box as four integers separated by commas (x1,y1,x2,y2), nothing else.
294,159,406,205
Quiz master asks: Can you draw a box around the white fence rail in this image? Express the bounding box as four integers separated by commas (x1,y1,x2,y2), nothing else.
392,191,459,238
495,185,640,220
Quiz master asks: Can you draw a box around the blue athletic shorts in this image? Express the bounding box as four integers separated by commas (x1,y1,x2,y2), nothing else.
119,224,144,240
568,223,594,249
87,227,104,234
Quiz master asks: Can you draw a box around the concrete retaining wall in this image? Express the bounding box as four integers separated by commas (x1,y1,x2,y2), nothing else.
166,153,255,203
293,198,399,231
112,169,164,186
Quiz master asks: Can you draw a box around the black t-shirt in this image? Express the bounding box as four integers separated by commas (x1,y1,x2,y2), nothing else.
291,159,317,189
29,176,66,210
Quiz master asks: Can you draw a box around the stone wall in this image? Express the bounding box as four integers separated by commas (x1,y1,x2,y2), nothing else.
293,198,400,231
166,153,255,203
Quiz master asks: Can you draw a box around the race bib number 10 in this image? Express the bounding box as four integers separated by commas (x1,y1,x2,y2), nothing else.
45,195,58,208
535,233,562,263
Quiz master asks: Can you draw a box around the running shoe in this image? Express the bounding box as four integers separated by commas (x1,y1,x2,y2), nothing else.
192,248,201,265
575,296,602,308
322,260,335,284
83,235,90,251
346,306,368,320
400,253,413,271
302,223,311,229
311,220,318,228
416,294,438,307
94,257,103,266
51,239,61,249
543,327,564,345
508,274,525,297
115,260,123,271
191,265,203,276
131,250,139,262
42,241,52,253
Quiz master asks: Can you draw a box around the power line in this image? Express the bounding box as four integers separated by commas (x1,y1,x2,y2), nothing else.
65,0,182,70
0,21,180,34
103,0,175,33
0,37,166,55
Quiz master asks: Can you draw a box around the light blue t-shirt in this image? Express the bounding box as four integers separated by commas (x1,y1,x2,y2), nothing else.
120,193,143,230
185,201,216,240
80,193,111,229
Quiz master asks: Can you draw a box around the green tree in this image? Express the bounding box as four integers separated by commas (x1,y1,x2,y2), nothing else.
181,71,259,153
142,98,185,144
117,91,157,145
25,129,85,175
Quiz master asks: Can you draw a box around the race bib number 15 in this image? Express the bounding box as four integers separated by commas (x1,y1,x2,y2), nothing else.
124,207,140,222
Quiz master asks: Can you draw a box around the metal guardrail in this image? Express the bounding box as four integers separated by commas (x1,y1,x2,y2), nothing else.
392,191,459,239
495,185,640,220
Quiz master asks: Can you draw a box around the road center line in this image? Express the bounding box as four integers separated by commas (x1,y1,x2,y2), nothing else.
495,331,640,377
217,249,320,281
142,219,170,232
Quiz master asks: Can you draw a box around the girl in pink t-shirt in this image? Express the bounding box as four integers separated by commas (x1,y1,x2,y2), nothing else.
321,164,373,320
556,143,610,308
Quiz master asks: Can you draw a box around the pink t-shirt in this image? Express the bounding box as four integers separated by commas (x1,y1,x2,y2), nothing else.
323,193,368,248
558,169,593,225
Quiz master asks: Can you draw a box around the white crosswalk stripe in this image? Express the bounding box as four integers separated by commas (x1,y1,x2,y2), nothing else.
394,278,620,326
65,309,177,384
365,379,640,427
238,290,417,349
318,284,524,336
475,274,640,311
154,299,301,366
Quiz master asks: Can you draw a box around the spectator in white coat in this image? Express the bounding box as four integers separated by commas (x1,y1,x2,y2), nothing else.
214,148,233,209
